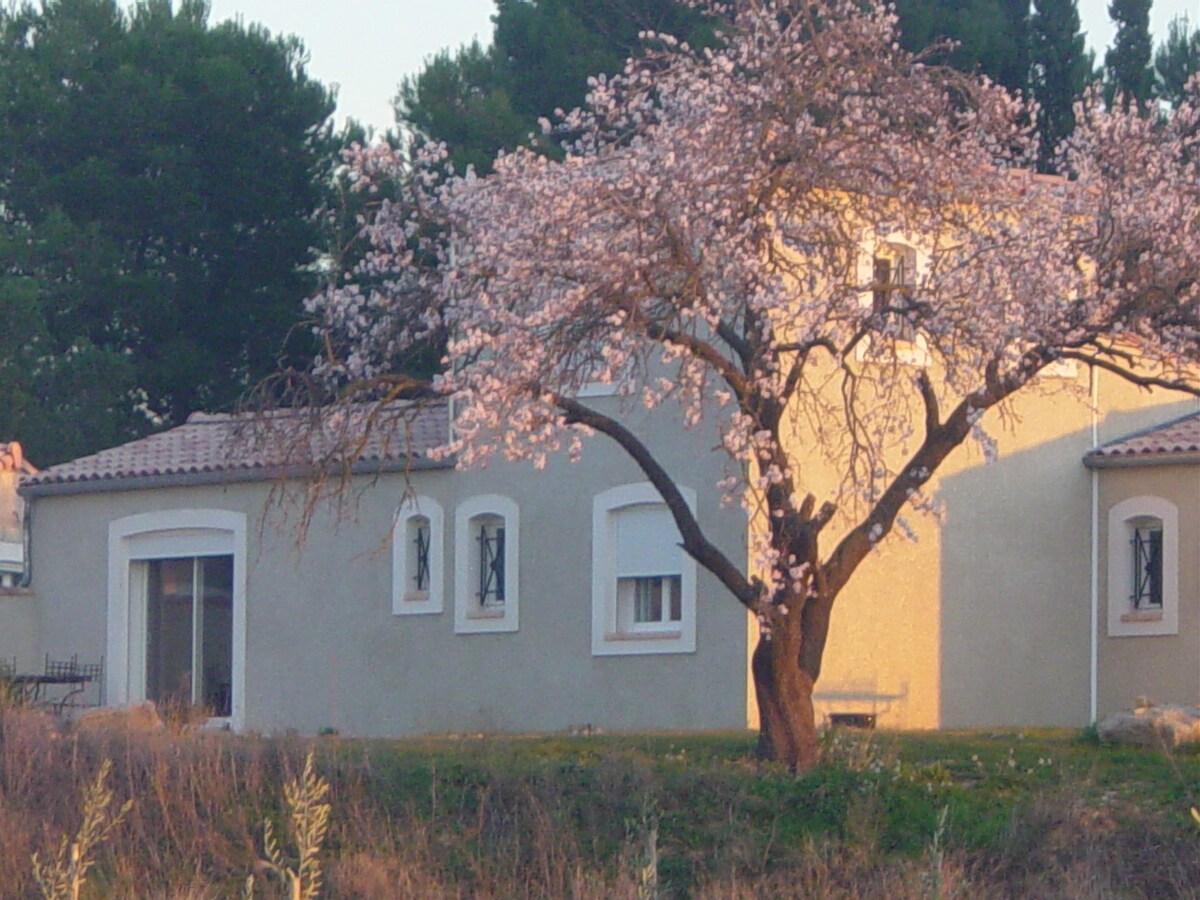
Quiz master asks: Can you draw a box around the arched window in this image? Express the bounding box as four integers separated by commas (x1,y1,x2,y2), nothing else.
392,496,443,616
592,483,697,656
857,239,930,365
1107,496,1178,637
455,495,520,633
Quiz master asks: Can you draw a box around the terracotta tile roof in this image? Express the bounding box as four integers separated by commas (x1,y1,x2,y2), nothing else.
23,402,452,493
1084,410,1200,467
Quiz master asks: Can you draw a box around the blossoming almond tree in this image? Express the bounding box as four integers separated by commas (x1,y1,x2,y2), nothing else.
307,0,1200,769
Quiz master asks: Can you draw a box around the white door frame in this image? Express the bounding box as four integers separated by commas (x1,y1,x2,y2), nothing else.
107,509,247,730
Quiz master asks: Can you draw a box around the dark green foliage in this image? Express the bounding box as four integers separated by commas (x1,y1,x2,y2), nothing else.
1105,0,1154,109
396,0,715,175
1030,0,1095,169
1154,15,1200,108
395,41,528,177
0,0,336,463
893,0,1030,95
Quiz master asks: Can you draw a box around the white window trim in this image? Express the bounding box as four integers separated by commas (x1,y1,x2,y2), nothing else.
1039,358,1079,380
454,494,520,634
576,381,618,398
1106,495,1179,637
392,495,444,616
107,509,247,730
592,482,697,656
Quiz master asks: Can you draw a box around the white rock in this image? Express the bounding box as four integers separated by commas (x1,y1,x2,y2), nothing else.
1097,704,1200,748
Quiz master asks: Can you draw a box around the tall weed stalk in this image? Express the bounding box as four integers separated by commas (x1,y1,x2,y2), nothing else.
31,758,132,900
245,751,331,900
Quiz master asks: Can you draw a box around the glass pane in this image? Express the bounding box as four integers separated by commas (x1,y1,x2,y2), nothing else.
200,556,233,717
145,558,194,708
475,516,505,607
1132,525,1164,610
1148,530,1163,608
668,575,682,622
634,577,663,623
407,517,431,593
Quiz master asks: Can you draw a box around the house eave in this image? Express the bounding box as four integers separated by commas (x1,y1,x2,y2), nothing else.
1082,452,1200,470
19,456,455,498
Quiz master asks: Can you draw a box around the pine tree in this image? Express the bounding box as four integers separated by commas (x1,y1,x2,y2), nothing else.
397,0,715,176
1030,0,1095,169
1105,0,1154,109
893,0,1030,95
0,0,337,463
1154,15,1200,108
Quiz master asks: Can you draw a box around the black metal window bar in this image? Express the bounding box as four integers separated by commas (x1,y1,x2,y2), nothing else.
477,524,505,607
1131,526,1163,610
872,256,893,314
873,254,917,341
413,521,430,592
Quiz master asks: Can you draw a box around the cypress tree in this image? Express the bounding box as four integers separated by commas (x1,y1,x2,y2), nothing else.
893,0,1030,95
1153,15,1200,108
1104,0,1154,109
1030,0,1095,169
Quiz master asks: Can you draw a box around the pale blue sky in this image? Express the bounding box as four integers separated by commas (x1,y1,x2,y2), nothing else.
192,0,1199,131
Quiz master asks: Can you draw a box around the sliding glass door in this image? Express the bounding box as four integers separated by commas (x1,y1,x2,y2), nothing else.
144,555,233,716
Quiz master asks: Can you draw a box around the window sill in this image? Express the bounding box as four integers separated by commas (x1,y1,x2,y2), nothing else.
1120,610,1164,624
402,591,430,603
576,381,618,398
604,629,683,642
467,607,506,620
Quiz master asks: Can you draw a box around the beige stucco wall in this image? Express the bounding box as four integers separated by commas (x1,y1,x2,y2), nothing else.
1096,464,1200,715
777,359,1199,730
25,400,750,737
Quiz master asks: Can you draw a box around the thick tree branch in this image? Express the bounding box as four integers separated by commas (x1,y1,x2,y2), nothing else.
554,393,762,609
778,336,838,406
916,369,941,435
644,319,755,402
611,291,755,404
1058,350,1200,396
799,375,1013,681
716,317,755,371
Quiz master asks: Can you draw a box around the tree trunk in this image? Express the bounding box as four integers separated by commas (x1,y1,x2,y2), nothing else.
751,632,820,770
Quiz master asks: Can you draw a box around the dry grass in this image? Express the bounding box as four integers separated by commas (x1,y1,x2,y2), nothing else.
0,704,1196,899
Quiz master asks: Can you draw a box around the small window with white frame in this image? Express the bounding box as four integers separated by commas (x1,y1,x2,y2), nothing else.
392,496,444,616
1107,496,1178,637
592,483,697,656
455,495,520,634
857,240,930,365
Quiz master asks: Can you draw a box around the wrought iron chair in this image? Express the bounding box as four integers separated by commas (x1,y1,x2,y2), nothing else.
43,654,79,679
74,658,104,709
52,655,104,714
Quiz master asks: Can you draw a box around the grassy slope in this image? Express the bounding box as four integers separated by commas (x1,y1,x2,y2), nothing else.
0,709,1196,898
